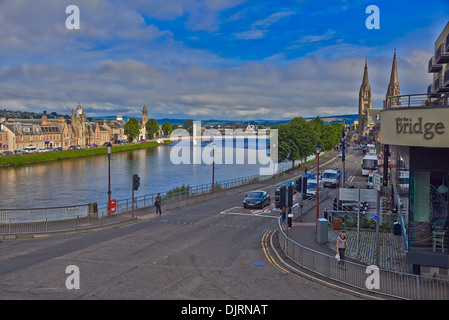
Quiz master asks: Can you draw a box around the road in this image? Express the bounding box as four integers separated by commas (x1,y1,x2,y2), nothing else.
0,148,367,300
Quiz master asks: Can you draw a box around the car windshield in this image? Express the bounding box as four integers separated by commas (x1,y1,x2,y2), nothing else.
323,173,337,179
247,192,263,198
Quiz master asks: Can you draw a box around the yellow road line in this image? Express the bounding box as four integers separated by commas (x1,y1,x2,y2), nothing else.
262,230,289,274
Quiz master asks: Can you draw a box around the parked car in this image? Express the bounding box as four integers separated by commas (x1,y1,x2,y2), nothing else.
68,145,77,150
243,190,270,209
1,151,13,157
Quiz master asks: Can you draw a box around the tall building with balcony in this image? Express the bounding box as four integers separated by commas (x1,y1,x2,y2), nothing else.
380,22,449,277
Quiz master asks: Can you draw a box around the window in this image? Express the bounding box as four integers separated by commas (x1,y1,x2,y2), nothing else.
409,170,449,254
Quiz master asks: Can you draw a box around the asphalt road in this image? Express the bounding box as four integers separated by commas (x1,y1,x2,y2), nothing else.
0,148,367,300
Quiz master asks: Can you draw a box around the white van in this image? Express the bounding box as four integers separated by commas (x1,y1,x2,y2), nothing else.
23,146,37,153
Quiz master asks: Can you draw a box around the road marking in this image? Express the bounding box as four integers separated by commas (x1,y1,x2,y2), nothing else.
220,206,278,219
261,230,289,274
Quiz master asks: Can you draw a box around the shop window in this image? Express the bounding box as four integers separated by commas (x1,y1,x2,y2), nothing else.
409,170,449,254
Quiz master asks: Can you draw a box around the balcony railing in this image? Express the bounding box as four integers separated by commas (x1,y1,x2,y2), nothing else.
444,68,449,87
428,84,439,98
384,93,449,109
428,56,442,73
436,43,449,64
435,76,449,93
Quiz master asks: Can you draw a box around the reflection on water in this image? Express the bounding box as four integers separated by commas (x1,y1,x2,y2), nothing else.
0,140,288,209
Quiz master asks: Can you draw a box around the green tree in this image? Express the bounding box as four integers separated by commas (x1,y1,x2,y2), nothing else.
161,121,173,137
277,117,317,167
182,119,194,134
124,117,141,142
146,118,159,139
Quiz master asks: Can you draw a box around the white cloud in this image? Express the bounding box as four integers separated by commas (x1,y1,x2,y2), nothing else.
0,52,432,120
233,9,296,40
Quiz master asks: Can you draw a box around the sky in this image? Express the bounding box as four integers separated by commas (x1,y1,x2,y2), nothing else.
0,0,448,121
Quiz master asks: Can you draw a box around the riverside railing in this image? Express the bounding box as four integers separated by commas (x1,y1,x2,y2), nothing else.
277,214,449,300
1,162,295,235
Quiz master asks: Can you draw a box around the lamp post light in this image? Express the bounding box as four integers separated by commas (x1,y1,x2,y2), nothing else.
106,142,112,216
315,141,322,234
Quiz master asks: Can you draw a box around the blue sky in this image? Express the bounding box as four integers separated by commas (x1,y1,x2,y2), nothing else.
0,0,448,120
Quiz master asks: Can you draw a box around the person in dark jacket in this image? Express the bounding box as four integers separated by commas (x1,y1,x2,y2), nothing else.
155,193,162,215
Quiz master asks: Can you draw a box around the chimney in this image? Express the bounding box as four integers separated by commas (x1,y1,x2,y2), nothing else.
41,115,48,125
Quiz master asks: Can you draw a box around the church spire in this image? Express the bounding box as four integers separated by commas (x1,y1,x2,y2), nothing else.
362,58,369,86
359,58,372,134
385,49,400,107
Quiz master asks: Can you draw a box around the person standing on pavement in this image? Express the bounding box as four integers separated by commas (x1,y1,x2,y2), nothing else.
280,206,286,228
287,208,293,229
155,193,162,215
336,230,348,269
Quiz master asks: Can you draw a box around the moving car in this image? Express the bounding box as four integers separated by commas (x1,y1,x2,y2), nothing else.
243,190,270,209
277,181,296,192
323,169,341,188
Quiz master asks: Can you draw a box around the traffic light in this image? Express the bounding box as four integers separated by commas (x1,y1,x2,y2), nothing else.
275,189,281,208
287,185,294,208
133,174,140,190
296,177,307,193
275,186,287,209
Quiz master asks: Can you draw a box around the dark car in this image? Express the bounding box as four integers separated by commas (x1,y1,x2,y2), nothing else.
277,181,296,193
243,190,270,209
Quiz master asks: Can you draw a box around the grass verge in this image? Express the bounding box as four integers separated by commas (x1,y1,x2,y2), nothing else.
0,140,172,167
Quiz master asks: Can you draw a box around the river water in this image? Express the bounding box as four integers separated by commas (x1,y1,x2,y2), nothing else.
0,140,290,209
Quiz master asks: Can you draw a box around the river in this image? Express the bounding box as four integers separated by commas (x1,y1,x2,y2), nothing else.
0,140,291,209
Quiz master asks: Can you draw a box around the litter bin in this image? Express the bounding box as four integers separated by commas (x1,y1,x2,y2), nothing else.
394,222,402,236
333,218,341,230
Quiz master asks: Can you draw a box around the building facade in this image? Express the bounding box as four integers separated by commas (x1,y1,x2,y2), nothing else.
358,59,372,135
380,22,449,276
0,105,150,154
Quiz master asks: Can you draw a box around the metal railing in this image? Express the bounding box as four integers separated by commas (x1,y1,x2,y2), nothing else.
277,215,449,300
384,93,449,109
0,162,295,235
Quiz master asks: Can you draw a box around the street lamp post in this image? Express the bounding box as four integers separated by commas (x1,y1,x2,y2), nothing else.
212,143,215,193
106,142,112,216
315,141,322,234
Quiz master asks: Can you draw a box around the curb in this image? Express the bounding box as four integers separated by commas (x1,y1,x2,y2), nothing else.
268,229,385,300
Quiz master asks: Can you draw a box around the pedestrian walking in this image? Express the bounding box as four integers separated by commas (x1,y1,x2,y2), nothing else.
287,208,293,229
280,206,286,228
336,230,348,270
155,193,162,215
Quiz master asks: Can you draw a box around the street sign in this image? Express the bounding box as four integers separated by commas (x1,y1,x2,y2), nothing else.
339,188,359,201
373,215,380,221
373,173,382,191
339,188,377,202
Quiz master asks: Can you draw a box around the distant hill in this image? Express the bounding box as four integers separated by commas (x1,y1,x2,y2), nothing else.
91,114,358,126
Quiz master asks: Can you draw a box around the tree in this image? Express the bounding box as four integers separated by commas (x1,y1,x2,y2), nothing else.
146,118,159,139
124,117,141,142
161,121,172,137
182,119,194,134
277,117,317,168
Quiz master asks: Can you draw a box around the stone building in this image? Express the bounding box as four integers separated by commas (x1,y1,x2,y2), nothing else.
358,59,372,135
0,104,149,154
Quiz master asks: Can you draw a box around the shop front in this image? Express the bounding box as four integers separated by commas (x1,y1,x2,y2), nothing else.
381,103,449,274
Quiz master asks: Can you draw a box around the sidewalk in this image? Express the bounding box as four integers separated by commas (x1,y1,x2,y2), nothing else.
284,191,412,274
